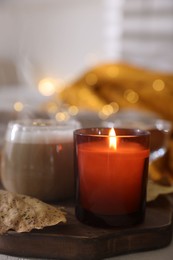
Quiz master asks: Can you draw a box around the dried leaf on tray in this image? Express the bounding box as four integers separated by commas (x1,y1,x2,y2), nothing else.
0,190,66,235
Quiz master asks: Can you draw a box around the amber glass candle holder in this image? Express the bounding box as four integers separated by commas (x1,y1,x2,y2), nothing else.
74,128,150,227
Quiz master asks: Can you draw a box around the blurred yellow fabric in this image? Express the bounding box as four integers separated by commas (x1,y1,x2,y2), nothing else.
59,62,173,122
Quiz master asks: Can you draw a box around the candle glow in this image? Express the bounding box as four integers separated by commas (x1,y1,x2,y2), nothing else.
109,127,117,149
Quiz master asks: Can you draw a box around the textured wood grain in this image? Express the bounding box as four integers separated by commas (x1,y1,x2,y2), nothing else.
0,196,172,260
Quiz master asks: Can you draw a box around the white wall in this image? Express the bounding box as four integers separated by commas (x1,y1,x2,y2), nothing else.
0,0,173,90
122,0,173,73
0,0,107,86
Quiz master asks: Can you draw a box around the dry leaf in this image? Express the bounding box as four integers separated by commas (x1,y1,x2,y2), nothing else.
0,190,66,234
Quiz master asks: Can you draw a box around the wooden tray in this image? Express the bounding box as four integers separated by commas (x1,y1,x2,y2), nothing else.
0,196,172,260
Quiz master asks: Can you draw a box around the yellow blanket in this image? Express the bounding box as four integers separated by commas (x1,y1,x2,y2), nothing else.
59,62,173,121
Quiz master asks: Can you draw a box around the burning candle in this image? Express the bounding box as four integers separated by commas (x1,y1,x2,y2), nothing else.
74,128,150,227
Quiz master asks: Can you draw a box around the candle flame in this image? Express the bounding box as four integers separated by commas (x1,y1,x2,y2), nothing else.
109,127,117,149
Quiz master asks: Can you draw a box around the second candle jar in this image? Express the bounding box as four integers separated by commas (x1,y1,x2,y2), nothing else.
1,119,81,202
74,128,150,227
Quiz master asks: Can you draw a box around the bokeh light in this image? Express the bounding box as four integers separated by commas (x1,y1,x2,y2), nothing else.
13,102,24,112
152,79,165,91
124,89,139,104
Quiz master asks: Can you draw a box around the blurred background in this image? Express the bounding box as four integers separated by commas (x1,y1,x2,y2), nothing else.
0,0,173,191
0,0,172,106
0,0,173,127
